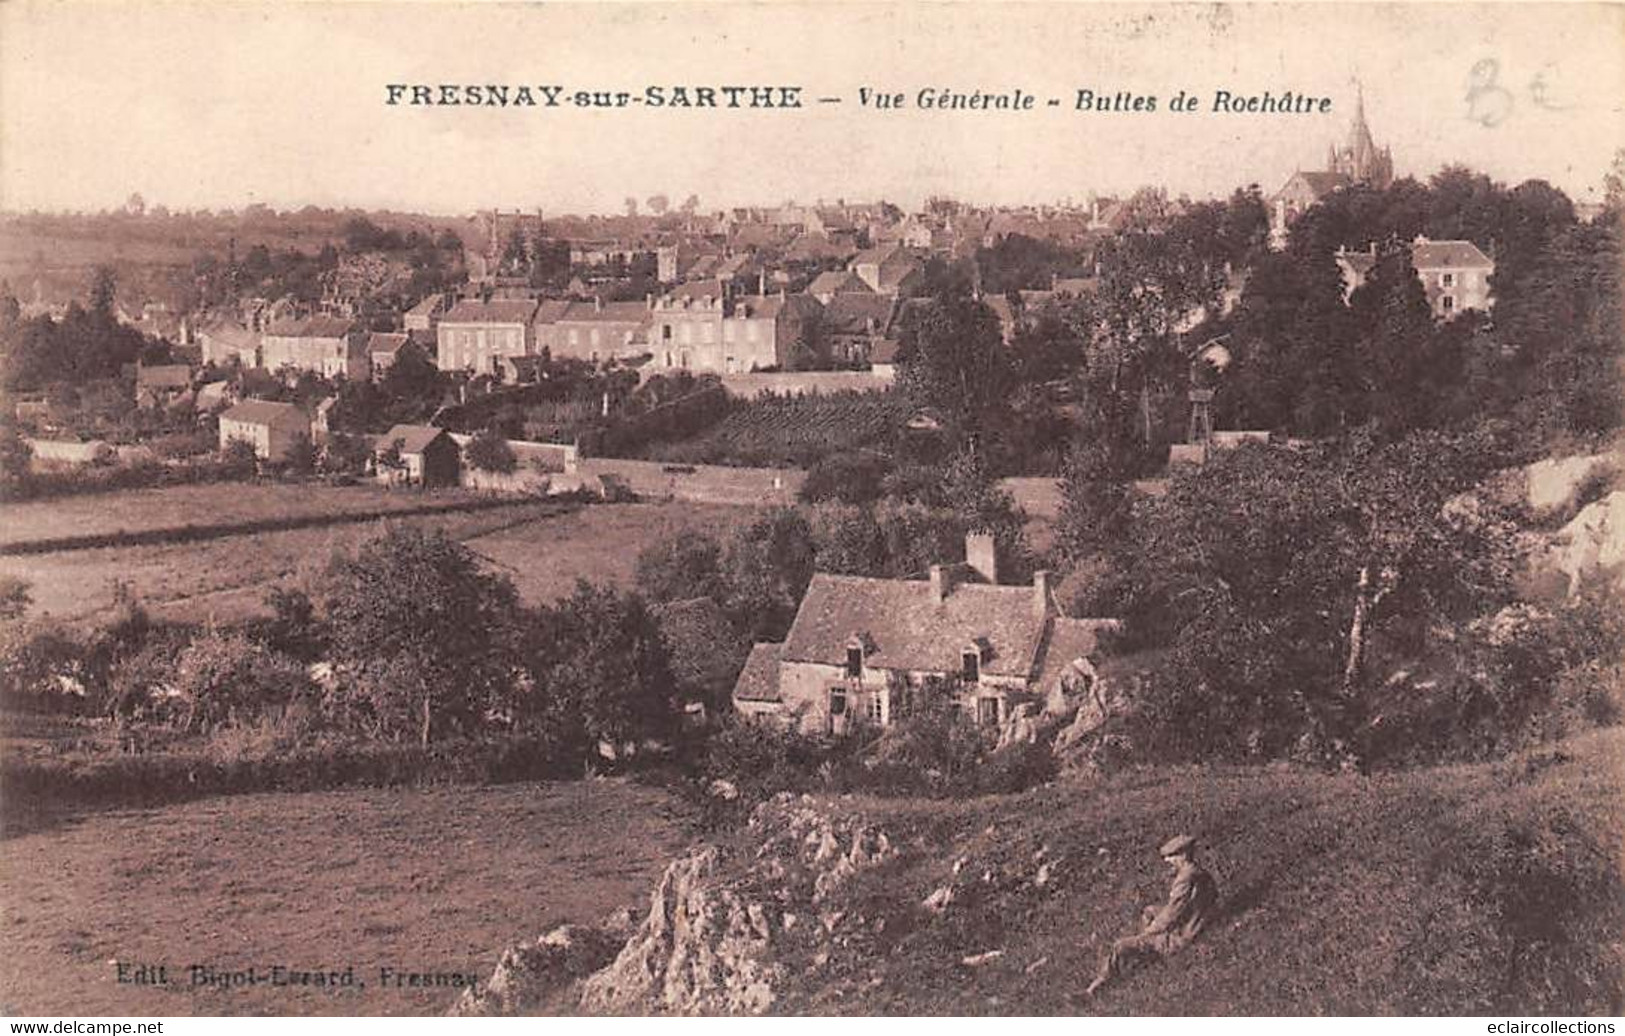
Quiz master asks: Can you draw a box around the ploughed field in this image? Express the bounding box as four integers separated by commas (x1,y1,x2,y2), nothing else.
0,486,751,625
0,780,695,1016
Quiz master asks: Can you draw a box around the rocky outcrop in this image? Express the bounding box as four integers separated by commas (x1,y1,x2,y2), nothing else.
451,920,629,1016
1543,490,1625,595
461,795,900,1016
1525,452,1619,519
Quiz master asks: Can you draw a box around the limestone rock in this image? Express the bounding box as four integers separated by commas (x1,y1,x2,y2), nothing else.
1543,490,1625,595
574,796,898,1015
451,922,624,1016
995,702,1043,750
1525,452,1620,519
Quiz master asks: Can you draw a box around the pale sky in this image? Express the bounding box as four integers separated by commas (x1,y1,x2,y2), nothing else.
2,1,1621,215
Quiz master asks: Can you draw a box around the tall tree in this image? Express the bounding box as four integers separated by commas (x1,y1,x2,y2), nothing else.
320,527,518,745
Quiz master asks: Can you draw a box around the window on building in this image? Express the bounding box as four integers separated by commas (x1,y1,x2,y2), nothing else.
961,649,980,683
866,692,883,723
977,697,1000,728
1442,295,1456,312
662,324,673,341
1441,272,1455,288
846,646,863,677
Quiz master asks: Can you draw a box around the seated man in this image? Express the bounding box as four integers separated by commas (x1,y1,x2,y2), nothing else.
1081,833,1220,999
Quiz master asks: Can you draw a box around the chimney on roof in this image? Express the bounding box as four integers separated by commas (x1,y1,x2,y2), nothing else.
966,532,997,584
928,564,956,604
594,296,604,313
1032,570,1053,619
759,270,767,295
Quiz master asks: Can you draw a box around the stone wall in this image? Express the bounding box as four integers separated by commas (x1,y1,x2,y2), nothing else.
574,457,804,506
716,371,895,398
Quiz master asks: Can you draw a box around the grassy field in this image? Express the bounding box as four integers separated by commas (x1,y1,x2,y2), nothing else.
0,483,495,549
0,495,753,625
465,501,751,604
0,779,695,1016
766,728,1625,1015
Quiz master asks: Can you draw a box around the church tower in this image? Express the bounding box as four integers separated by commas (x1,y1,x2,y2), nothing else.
1328,83,1394,189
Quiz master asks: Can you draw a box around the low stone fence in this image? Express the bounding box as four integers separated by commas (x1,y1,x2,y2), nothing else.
574,457,804,506
446,433,577,474
25,438,116,466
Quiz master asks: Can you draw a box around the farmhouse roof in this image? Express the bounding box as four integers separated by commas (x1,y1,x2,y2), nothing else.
1412,238,1494,270
404,293,443,318
441,298,539,325
1291,171,1352,198
852,244,902,267
667,279,729,304
366,332,409,356
380,423,452,456
822,293,895,332
733,642,785,703
785,232,857,264
870,337,902,364
557,300,652,324
1031,617,1116,695
266,315,355,338
808,270,873,297
731,293,821,321
782,572,1048,679
136,364,192,389
200,320,260,350
222,399,306,427
1051,276,1097,296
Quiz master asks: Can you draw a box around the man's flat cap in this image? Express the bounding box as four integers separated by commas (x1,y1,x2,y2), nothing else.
1159,834,1197,857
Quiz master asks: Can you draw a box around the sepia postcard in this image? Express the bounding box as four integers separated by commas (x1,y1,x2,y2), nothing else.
1,0,1622,1020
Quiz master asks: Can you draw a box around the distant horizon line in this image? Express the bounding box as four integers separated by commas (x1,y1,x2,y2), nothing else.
1,161,1610,222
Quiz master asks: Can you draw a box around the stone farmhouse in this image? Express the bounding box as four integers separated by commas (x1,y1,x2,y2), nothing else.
133,364,192,408
366,332,410,377
261,316,368,380
1334,236,1495,319
197,320,262,368
436,298,539,375
649,282,822,373
375,423,460,488
218,399,309,461
734,533,1116,735
534,297,652,364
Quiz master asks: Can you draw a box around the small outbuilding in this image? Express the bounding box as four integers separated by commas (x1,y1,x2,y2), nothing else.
377,423,460,488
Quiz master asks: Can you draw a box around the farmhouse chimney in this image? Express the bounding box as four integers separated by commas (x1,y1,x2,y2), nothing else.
594,295,604,313
1032,570,1053,618
966,532,998,584
929,564,955,604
